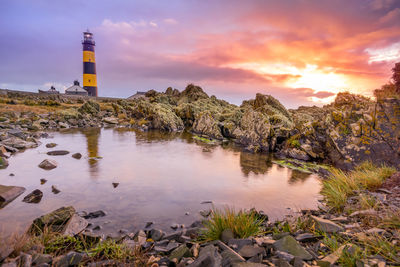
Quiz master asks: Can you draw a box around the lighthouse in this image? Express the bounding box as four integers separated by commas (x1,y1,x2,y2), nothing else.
82,31,98,97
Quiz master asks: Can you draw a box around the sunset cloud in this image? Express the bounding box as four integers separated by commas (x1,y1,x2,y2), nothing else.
0,0,399,107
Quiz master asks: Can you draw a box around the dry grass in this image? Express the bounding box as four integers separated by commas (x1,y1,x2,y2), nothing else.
321,161,396,211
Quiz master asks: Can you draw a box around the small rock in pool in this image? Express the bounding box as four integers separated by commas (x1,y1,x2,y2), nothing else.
72,153,82,159
45,143,57,148
170,223,179,230
145,221,153,228
9,173,14,176
200,201,213,204
40,178,47,185
23,189,43,203
112,182,119,188
51,185,61,194
185,212,190,215
47,150,69,156
38,159,57,170
83,210,106,219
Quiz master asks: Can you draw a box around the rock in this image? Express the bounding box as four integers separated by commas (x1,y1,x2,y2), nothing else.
171,223,179,230
295,233,321,243
228,239,253,251
63,214,89,236
238,245,264,258
272,235,313,260
58,122,69,129
316,245,346,267
29,206,75,234
8,129,26,139
9,173,14,176
19,252,32,267
311,215,344,233
145,221,153,228
53,251,85,267
0,184,26,207
187,244,221,267
1,261,17,267
22,189,43,203
47,150,69,156
103,117,118,124
214,240,246,266
349,209,377,217
0,145,11,158
40,178,47,184
192,112,223,139
135,230,147,246
199,209,212,217
45,143,57,148
71,153,82,159
93,225,102,231
169,244,191,261
38,159,58,170
232,263,266,267
83,210,106,219
254,237,275,248
276,251,295,263
78,100,100,115
32,253,52,265
221,229,234,244
112,182,119,188
0,246,14,262
51,185,61,194
150,229,165,241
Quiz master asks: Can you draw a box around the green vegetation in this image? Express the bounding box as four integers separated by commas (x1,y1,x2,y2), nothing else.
321,161,396,210
193,135,217,144
200,207,265,241
272,158,330,174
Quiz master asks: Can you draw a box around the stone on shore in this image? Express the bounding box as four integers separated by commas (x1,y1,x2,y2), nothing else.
63,214,89,236
311,216,344,233
38,159,58,170
0,184,26,207
272,235,313,260
103,117,118,124
45,143,57,148
29,206,75,234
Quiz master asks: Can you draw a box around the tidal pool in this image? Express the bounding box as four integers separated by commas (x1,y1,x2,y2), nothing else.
0,128,322,236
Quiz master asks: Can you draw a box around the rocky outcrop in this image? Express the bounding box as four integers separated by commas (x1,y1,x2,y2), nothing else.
192,112,223,139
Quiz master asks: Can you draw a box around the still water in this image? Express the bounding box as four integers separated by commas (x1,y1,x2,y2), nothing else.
0,128,321,236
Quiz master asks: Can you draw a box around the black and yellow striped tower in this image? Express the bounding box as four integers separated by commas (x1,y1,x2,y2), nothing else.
82,31,98,97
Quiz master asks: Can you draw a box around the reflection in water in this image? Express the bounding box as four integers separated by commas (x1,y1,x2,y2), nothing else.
83,128,101,176
0,128,322,238
239,152,273,177
288,170,312,184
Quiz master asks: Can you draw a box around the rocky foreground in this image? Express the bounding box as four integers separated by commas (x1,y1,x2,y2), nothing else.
0,171,399,266
0,85,399,171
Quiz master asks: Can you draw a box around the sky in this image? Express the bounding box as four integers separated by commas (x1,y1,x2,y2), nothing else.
0,0,399,108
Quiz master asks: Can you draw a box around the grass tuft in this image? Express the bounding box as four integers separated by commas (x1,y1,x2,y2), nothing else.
200,207,265,241
321,161,396,211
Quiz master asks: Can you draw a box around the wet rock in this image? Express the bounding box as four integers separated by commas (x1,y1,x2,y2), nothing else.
83,210,106,219
40,178,47,185
145,221,153,228
47,150,69,156
22,189,43,203
63,214,89,236
45,143,57,148
9,173,14,176
71,153,82,159
276,251,295,263
112,182,119,188
0,184,26,207
78,100,100,115
254,237,275,248
192,112,223,140
311,215,344,233
273,235,313,260
38,159,58,170
29,206,75,234
51,185,61,194
238,245,265,258
221,228,234,244
169,244,191,261
93,225,102,231
171,223,179,230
